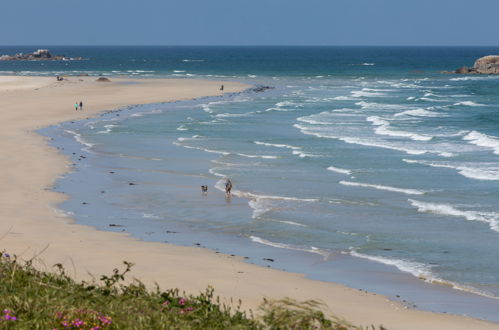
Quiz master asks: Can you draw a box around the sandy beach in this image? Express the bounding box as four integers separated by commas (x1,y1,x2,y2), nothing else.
0,75,497,330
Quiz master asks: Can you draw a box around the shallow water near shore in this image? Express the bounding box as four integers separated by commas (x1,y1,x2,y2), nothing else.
34,46,499,322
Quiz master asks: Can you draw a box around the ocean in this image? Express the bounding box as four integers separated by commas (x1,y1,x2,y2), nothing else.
4,46,499,321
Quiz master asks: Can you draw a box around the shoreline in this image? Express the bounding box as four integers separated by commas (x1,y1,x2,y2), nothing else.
1,75,498,329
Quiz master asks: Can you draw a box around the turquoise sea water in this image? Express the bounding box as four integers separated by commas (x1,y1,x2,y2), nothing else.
14,46,499,321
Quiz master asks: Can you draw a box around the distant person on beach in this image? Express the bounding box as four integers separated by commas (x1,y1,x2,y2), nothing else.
74,102,79,111
225,179,232,196
79,101,83,111
220,84,224,91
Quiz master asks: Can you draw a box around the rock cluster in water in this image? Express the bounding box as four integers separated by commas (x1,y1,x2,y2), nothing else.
454,55,499,74
0,49,82,61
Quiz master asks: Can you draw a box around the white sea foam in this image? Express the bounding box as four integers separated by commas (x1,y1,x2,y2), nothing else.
450,76,492,81
293,124,428,155
350,249,432,279
463,131,499,154
394,108,445,118
408,199,499,232
235,153,279,159
454,101,485,107
250,236,330,259
275,100,302,108
182,59,205,62
350,248,499,299
296,115,331,125
327,166,352,175
332,96,355,101
174,142,230,156
248,199,274,218
64,130,95,152
176,125,188,131
254,141,301,150
96,124,118,134
201,104,213,113
276,220,307,227
173,70,186,73
142,213,160,219
208,168,226,177
340,180,425,195
215,112,253,118
351,89,385,98
367,116,433,141
356,101,407,110
292,150,318,158
362,62,375,66
403,159,499,181
214,180,318,203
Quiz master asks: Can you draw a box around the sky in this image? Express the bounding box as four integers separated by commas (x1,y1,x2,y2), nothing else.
1,0,498,46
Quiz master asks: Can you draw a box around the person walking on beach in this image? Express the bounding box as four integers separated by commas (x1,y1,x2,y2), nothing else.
79,101,83,111
74,102,79,111
220,84,224,91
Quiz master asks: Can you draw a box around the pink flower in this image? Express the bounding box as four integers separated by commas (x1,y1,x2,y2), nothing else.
178,298,186,306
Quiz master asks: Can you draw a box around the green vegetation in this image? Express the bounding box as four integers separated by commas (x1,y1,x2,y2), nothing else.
0,252,383,329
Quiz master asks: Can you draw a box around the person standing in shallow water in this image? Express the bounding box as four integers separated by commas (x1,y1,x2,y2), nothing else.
79,101,83,111
220,84,224,91
225,178,232,196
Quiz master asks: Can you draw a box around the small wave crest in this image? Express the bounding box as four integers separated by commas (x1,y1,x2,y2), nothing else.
327,166,352,175
250,236,330,259
403,159,499,181
409,199,499,232
394,108,445,118
367,116,433,141
463,131,499,155
340,180,425,195
454,101,485,107
64,130,95,152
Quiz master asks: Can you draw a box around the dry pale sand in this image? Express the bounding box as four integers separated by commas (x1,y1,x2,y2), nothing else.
0,75,497,330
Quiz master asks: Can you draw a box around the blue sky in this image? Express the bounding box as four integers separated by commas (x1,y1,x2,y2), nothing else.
1,0,498,46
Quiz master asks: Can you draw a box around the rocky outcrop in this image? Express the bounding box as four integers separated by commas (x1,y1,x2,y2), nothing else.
454,55,499,74
0,49,82,61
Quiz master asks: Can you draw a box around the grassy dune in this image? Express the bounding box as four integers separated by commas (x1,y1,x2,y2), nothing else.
0,252,384,329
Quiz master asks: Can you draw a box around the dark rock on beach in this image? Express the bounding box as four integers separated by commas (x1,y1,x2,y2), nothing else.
453,55,499,74
96,77,111,82
0,49,83,61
